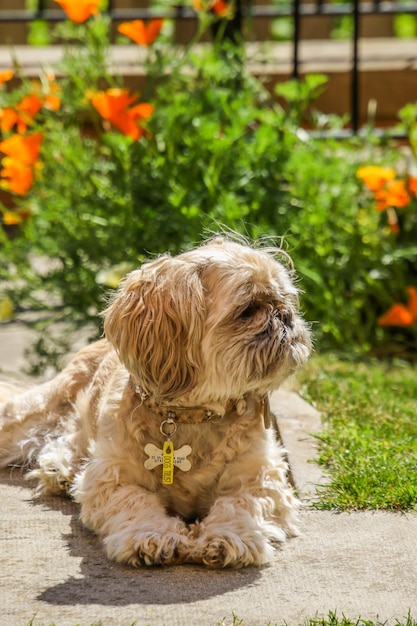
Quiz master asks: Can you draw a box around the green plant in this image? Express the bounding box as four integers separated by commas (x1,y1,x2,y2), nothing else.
298,354,417,510
299,612,417,626
286,138,417,354
0,4,303,367
0,1,416,367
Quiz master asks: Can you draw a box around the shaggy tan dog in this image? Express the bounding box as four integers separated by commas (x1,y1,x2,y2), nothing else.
0,237,311,568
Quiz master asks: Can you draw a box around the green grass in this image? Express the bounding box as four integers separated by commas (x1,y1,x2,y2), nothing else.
292,613,417,626
219,615,417,626
297,354,417,511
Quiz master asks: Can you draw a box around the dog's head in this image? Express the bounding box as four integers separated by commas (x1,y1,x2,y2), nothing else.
104,237,311,405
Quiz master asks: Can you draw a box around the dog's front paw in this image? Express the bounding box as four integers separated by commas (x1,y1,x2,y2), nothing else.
104,530,191,566
190,529,274,569
136,532,190,566
202,536,239,568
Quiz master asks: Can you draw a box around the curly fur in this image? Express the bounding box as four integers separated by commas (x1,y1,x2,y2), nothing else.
0,236,311,568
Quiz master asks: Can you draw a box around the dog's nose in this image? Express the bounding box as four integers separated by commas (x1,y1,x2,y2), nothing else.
277,309,294,329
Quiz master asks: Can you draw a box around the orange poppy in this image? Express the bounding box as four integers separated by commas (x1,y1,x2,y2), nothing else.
120,103,154,140
44,92,61,111
212,0,229,16
23,78,61,113
90,89,137,120
408,175,417,197
110,113,142,140
377,304,413,327
357,165,396,192
90,89,153,141
0,157,34,195
0,69,14,85
373,179,410,212
128,102,154,121
0,109,19,133
3,209,31,225
378,286,417,327
18,93,43,117
105,107,154,141
384,179,410,208
3,211,25,225
118,19,164,46
373,189,386,211
53,0,101,23
193,0,229,14
0,132,43,166
44,80,62,111
0,93,43,133
406,286,417,319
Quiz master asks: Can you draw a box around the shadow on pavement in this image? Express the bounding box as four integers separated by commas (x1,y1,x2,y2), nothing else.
1,471,263,607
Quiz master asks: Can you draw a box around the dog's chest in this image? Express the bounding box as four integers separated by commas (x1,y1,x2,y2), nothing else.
139,421,238,517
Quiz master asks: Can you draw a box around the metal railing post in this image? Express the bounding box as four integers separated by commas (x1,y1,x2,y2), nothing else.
292,0,301,79
352,0,360,133
35,0,47,18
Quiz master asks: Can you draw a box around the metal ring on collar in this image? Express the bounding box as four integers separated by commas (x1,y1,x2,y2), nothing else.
160,416,177,437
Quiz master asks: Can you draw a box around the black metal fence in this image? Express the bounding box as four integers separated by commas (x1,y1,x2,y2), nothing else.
2,1,417,132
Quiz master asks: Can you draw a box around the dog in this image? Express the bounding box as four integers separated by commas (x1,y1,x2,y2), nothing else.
0,236,311,568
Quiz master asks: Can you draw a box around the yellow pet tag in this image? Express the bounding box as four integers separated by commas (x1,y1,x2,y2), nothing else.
162,440,174,485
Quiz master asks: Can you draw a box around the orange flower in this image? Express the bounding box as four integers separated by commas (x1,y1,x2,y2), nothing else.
0,109,19,133
2,209,31,225
408,175,417,197
357,166,396,192
90,89,137,120
44,92,61,111
378,304,413,327
122,102,154,140
0,132,43,166
128,102,154,121
3,211,24,225
0,69,14,85
406,286,417,319
374,180,411,212
384,179,410,208
53,0,101,23
0,93,43,133
17,94,43,118
193,0,230,14
44,80,62,111
32,77,62,111
90,89,153,141
378,287,417,327
212,0,229,16
0,157,34,195
118,19,164,46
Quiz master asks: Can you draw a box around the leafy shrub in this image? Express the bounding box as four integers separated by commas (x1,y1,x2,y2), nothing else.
283,138,417,355
0,1,416,367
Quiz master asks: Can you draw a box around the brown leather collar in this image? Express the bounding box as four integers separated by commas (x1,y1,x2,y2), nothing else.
130,378,271,428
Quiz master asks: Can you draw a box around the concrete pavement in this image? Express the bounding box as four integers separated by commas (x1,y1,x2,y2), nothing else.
0,320,416,626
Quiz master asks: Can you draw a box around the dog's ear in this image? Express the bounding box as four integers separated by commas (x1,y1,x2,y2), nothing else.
103,257,205,400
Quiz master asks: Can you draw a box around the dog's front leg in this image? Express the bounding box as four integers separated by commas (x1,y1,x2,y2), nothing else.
72,460,190,566
189,493,293,569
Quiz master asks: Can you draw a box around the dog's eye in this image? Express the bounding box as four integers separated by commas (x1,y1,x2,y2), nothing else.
239,301,262,319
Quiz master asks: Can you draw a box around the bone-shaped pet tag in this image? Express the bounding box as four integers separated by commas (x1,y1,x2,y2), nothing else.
144,443,192,484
